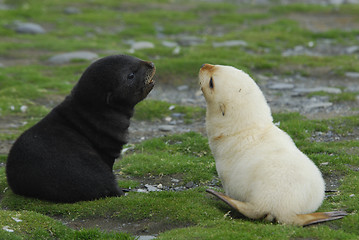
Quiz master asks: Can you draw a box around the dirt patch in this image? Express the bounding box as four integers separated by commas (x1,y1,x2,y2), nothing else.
58,216,191,236
290,13,359,32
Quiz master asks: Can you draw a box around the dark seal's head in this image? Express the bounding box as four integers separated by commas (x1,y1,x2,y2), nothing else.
72,55,156,110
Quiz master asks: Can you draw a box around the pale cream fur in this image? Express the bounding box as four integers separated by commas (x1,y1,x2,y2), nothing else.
199,64,325,225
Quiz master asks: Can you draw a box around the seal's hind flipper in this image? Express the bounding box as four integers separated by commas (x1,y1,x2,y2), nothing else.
206,189,267,219
297,211,348,227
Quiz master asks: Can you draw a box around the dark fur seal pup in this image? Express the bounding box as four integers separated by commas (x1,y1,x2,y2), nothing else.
6,55,156,203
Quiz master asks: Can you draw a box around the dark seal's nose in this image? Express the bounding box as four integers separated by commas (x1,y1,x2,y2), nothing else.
145,61,155,69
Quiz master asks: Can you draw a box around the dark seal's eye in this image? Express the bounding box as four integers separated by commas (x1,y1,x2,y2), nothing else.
127,73,135,80
209,77,214,89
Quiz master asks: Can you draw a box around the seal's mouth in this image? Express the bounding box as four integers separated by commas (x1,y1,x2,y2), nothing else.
145,67,156,85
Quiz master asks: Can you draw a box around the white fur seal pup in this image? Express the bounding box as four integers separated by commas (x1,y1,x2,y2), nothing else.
199,64,346,226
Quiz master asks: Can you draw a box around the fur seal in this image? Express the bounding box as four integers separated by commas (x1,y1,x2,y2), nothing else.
6,55,156,203
199,64,346,226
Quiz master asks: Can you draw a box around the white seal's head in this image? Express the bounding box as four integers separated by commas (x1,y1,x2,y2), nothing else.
199,64,272,135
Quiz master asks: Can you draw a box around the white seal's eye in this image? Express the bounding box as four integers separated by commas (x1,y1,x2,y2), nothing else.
209,77,214,89
127,73,135,80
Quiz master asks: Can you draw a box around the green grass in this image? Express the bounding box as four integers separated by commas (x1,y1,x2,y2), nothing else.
0,210,133,239
307,91,359,103
115,132,215,183
1,0,359,239
1,114,358,239
134,100,205,123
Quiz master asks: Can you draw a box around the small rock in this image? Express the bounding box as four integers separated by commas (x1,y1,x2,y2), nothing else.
137,236,157,240
345,72,359,79
20,105,27,113
11,217,22,223
14,22,46,34
168,105,176,111
48,51,98,64
64,7,81,14
174,187,184,191
177,85,189,91
159,125,175,132
0,3,11,10
320,162,329,166
157,183,163,189
177,36,204,46
349,194,355,197
212,40,247,48
145,184,160,192
185,181,194,188
136,189,148,193
2,226,14,233
172,46,181,55
131,41,155,50
171,178,180,183
267,83,295,90
161,40,178,48
294,87,342,94
304,102,333,110
171,113,184,118
345,46,359,54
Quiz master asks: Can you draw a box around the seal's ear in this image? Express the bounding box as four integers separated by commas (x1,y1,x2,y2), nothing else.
106,92,112,105
219,102,225,116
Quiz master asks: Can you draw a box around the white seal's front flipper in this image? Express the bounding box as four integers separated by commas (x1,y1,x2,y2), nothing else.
206,189,267,220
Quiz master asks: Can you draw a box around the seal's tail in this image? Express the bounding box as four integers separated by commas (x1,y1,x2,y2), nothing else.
206,189,347,226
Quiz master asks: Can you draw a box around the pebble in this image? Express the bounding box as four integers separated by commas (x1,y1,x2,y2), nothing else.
13,22,46,34
177,85,189,91
137,236,157,240
145,184,161,192
267,83,295,90
172,46,181,55
171,178,180,183
345,46,359,54
0,3,11,10
159,125,175,132
2,226,14,233
161,41,178,48
171,113,184,118
345,72,359,79
293,87,342,94
131,41,155,50
185,181,194,188
48,51,98,64
212,40,247,48
177,36,204,46
304,102,333,110
20,105,28,113
64,7,81,14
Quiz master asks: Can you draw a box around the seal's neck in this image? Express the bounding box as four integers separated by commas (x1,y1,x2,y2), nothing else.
55,95,132,162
